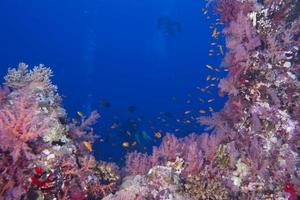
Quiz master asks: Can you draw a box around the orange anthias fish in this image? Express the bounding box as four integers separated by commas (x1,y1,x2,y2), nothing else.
122,141,130,148
154,131,162,138
83,141,93,152
212,28,219,39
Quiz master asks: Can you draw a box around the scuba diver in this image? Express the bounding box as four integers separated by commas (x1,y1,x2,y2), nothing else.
157,16,182,36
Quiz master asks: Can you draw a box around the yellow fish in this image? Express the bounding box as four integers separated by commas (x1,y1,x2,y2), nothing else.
212,28,219,39
122,142,130,148
83,141,92,152
77,111,84,118
154,131,162,138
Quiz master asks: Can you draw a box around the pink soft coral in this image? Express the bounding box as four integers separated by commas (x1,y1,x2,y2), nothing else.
222,11,261,66
0,92,48,161
0,86,9,104
124,151,151,175
151,133,182,164
215,0,243,23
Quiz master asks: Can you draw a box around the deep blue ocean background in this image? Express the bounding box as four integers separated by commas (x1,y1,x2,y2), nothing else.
0,0,226,164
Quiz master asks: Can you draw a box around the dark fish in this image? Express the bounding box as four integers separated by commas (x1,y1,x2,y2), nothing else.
128,106,137,112
199,97,205,103
52,140,66,146
100,99,111,108
162,112,174,118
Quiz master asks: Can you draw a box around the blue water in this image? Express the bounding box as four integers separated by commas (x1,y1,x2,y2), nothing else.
0,0,226,163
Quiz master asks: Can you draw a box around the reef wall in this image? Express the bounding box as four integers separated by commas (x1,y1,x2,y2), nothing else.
108,0,300,199
0,0,299,199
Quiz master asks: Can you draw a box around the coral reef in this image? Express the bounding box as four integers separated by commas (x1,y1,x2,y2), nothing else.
0,0,299,199
183,174,230,199
104,157,191,200
117,0,300,199
0,63,119,200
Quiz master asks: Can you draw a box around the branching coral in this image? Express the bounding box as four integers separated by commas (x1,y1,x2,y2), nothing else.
4,63,57,93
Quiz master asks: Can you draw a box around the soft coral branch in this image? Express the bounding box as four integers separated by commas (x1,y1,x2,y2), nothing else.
0,91,47,161
0,86,9,105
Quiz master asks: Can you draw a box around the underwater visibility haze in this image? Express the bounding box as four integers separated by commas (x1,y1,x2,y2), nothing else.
0,0,225,161
0,0,300,199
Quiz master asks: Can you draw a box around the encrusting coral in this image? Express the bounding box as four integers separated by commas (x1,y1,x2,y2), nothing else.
183,174,230,200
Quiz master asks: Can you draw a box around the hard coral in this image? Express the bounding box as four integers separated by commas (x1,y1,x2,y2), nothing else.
183,174,230,200
4,63,57,93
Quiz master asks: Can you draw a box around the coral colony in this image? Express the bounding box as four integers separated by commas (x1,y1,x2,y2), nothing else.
0,0,299,199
